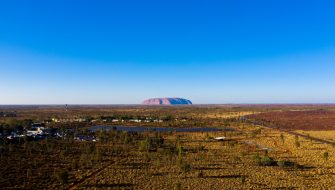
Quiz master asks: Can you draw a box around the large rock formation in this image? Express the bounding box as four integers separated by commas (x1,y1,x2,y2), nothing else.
142,98,192,105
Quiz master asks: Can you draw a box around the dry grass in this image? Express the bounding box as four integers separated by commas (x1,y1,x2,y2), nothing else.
200,111,258,119
3,106,335,189
72,127,335,189
295,130,335,143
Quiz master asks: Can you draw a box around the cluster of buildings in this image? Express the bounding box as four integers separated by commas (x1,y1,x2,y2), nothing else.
1,115,189,143
4,123,60,140
3,123,98,142
101,118,164,123
51,118,89,123
48,116,187,124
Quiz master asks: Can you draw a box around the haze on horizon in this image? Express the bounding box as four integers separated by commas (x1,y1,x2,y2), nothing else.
0,0,335,104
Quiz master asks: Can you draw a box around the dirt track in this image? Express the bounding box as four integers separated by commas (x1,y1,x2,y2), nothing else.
68,160,116,190
244,117,335,146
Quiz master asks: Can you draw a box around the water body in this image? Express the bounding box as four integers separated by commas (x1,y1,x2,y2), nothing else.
89,126,233,133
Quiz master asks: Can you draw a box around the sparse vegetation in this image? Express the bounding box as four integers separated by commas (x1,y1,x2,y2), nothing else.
254,155,276,166
2,105,335,189
323,151,329,160
280,134,285,143
294,138,301,148
56,169,69,186
277,160,291,168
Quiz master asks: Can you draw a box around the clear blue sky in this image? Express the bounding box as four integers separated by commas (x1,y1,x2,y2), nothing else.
0,0,334,104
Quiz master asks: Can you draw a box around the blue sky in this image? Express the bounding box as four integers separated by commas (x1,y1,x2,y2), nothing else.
0,0,334,104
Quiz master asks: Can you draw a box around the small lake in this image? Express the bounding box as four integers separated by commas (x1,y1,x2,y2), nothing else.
89,126,233,133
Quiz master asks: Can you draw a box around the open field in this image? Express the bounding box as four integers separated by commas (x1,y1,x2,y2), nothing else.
1,105,335,189
294,130,335,143
247,109,335,131
2,104,335,121
71,129,335,189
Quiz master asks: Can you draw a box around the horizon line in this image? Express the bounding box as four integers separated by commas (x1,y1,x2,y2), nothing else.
1,103,335,106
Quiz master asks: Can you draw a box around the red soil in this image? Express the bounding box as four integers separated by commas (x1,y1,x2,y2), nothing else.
247,110,335,131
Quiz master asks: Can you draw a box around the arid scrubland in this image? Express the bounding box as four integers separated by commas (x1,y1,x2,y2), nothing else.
1,105,335,189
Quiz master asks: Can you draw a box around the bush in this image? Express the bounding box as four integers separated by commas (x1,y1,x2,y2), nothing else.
56,170,68,185
233,156,242,162
323,151,329,160
251,128,262,137
175,182,182,190
259,156,275,166
294,140,300,148
252,154,261,163
122,132,132,144
177,145,183,157
177,158,191,174
241,176,246,184
280,134,285,143
180,162,191,173
85,143,96,154
139,138,149,152
228,141,237,147
277,160,292,168
139,137,164,152
254,155,275,166
197,170,204,178
149,137,164,148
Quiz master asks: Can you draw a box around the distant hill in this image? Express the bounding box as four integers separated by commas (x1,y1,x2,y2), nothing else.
142,98,192,105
